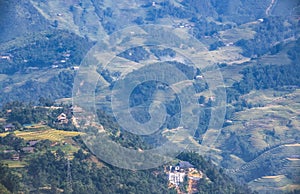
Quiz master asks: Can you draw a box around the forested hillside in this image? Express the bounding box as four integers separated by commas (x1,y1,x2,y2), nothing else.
0,102,254,193
0,0,299,193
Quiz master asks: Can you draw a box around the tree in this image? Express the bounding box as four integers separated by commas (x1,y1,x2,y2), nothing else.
0,163,19,193
198,95,205,104
74,149,86,161
0,133,26,151
0,183,10,194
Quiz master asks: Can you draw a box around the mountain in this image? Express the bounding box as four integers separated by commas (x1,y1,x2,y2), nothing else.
0,0,299,193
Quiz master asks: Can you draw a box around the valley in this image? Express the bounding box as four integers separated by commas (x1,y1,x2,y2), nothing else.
0,0,299,193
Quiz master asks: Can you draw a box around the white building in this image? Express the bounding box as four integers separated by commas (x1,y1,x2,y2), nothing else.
168,172,185,186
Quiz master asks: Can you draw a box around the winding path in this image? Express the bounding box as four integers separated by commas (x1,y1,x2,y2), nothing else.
266,0,277,16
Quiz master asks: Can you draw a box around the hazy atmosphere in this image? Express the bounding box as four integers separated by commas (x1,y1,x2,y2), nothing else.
0,0,299,193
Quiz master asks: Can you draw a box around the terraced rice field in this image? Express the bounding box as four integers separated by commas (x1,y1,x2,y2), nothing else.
0,129,83,142
249,174,300,193
2,160,27,168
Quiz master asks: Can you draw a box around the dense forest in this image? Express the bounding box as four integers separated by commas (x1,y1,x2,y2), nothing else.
0,143,255,193
0,30,94,75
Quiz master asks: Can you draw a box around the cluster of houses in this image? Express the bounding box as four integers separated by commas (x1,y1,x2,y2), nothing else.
51,50,71,69
0,108,78,163
167,161,203,186
50,50,79,70
4,140,39,161
173,22,195,29
2,112,70,132
1,109,73,133
1,50,78,71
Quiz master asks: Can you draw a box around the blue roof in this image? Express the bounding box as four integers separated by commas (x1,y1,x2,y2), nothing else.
179,161,194,168
5,123,14,128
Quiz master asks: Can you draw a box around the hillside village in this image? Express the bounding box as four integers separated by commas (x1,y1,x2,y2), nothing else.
167,161,203,193
0,103,83,167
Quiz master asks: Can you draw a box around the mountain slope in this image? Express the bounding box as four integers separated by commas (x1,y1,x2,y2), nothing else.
0,0,299,193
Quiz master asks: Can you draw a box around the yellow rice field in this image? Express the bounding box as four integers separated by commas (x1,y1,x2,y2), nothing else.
0,129,83,142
